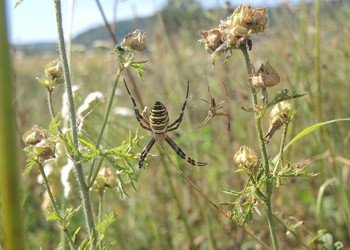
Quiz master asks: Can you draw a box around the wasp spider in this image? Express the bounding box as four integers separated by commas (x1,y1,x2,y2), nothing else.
124,79,207,168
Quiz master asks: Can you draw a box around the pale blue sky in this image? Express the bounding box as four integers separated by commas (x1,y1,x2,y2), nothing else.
6,0,289,44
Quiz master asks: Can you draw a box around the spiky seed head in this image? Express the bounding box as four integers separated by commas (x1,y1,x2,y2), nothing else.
34,139,56,162
234,145,258,169
92,167,118,194
199,5,268,57
22,125,46,145
122,29,146,52
45,59,64,85
270,101,293,128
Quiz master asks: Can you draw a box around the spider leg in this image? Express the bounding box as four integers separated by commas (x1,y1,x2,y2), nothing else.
199,98,210,104
217,82,229,107
139,137,156,168
167,81,189,132
206,80,213,97
124,79,152,131
199,114,213,128
216,112,231,132
165,135,207,166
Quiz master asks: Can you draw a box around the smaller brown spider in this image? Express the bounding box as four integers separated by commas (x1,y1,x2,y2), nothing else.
199,82,230,132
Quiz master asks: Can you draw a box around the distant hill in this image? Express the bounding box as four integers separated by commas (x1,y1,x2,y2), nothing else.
73,16,155,48
13,0,345,55
13,15,155,55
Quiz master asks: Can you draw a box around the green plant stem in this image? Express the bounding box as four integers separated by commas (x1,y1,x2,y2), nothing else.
98,192,104,250
315,0,322,122
273,215,308,249
48,91,64,135
0,2,26,249
53,0,96,246
38,163,77,250
240,46,279,250
88,66,121,186
158,148,195,249
89,158,104,188
38,164,62,218
273,124,288,175
161,146,272,250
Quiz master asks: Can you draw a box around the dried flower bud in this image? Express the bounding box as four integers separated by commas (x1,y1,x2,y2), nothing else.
45,59,64,85
122,29,146,52
249,60,280,88
240,6,267,33
234,145,257,168
22,125,46,145
199,29,222,53
270,101,292,127
264,101,293,143
34,139,56,161
93,167,118,193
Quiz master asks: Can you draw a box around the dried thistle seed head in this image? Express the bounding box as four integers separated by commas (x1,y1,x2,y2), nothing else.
270,101,293,128
199,5,268,58
199,29,222,53
234,145,258,168
34,139,56,161
240,6,267,33
45,59,64,85
122,29,146,52
248,60,280,88
22,125,46,145
93,167,118,193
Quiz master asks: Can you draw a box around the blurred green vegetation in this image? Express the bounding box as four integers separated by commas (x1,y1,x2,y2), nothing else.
11,0,350,249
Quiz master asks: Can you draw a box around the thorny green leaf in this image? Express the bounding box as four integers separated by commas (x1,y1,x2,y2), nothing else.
47,209,61,222
65,205,82,223
97,212,117,243
48,113,61,136
65,132,77,155
102,129,140,160
219,201,236,206
267,89,305,109
78,138,99,155
221,187,241,196
23,146,36,174
130,61,147,81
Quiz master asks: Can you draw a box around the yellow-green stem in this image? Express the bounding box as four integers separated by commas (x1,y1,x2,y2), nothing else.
53,0,96,246
273,215,308,248
38,163,77,250
315,0,322,122
0,2,26,249
240,46,279,250
98,192,104,250
273,124,288,175
48,91,64,135
88,66,121,186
